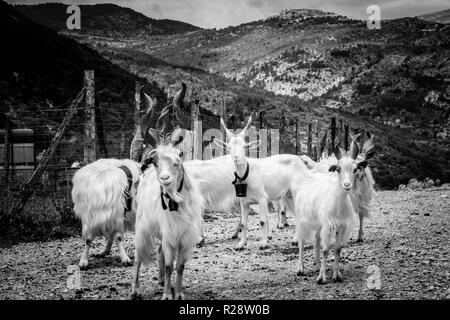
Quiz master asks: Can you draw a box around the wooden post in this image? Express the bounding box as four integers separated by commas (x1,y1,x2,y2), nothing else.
11,89,85,215
328,117,336,155
220,99,227,155
130,82,144,161
339,118,345,148
315,121,321,160
191,97,202,160
307,123,313,157
279,111,286,135
344,124,349,151
320,130,328,156
65,167,70,200
295,119,300,155
3,120,11,182
83,70,96,164
257,111,264,158
267,117,271,156
270,129,279,155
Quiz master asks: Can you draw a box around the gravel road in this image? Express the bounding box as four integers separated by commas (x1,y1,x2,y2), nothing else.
1,186,449,300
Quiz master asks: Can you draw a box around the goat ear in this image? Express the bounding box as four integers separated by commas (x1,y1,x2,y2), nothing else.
220,118,233,139
141,149,157,171
246,139,262,150
357,160,368,169
213,137,228,149
349,141,359,160
334,145,344,160
240,115,252,136
361,133,375,159
329,165,339,172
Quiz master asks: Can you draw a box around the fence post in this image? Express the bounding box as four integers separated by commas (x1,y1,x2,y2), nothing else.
191,96,202,160
279,111,286,135
220,99,227,155
328,117,336,155
267,116,271,156
258,111,265,158
344,124,349,151
11,89,85,215
65,167,70,200
295,119,300,155
307,123,312,157
83,70,96,164
130,82,144,161
3,120,11,182
315,120,321,160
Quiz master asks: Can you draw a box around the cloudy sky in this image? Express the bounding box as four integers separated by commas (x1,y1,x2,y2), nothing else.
7,0,450,28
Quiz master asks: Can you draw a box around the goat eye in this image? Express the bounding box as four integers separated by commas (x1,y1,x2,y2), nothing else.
179,151,184,158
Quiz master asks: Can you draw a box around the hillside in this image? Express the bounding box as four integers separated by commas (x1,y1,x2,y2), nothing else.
2,2,450,189
419,9,450,24
92,12,449,143
0,0,168,160
14,3,201,37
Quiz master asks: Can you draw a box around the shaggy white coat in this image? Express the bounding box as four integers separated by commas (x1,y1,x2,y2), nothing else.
71,158,140,267
134,163,203,265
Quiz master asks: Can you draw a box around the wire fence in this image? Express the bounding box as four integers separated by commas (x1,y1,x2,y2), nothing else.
1,71,356,210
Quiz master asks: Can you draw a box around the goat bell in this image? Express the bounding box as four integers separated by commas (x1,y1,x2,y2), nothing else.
234,181,248,197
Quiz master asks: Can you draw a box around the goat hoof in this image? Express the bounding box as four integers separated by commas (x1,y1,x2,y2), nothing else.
332,271,343,282
277,224,284,229
131,291,142,300
78,260,89,270
96,251,109,258
175,293,185,300
356,238,364,243
267,235,273,240
235,243,245,251
161,293,173,300
121,257,132,266
284,223,289,227
316,271,327,285
158,279,165,287
291,241,298,246
296,267,305,276
196,238,205,248
259,242,269,250
231,234,239,239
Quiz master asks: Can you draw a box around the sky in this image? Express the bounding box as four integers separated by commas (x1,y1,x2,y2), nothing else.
6,0,450,29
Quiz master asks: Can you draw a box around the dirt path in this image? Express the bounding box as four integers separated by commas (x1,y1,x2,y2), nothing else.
1,187,449,300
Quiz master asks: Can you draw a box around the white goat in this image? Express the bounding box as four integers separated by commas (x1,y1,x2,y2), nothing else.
72,158,140,268
215,116,309,250
142,142,242,243
299,132,376,242
294,143,366,284
131,144,203,300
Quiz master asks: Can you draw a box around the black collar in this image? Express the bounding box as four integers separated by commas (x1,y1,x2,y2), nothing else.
232,162,249,185
118,165,133,212
160,176,184,211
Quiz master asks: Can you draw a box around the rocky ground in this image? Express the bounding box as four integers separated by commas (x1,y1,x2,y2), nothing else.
1,186,449,300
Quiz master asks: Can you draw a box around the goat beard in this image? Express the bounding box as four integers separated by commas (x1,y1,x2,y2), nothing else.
162,171,185,203
162,185,183,203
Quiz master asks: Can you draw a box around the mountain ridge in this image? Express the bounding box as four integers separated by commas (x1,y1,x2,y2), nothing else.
14,3,201,36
